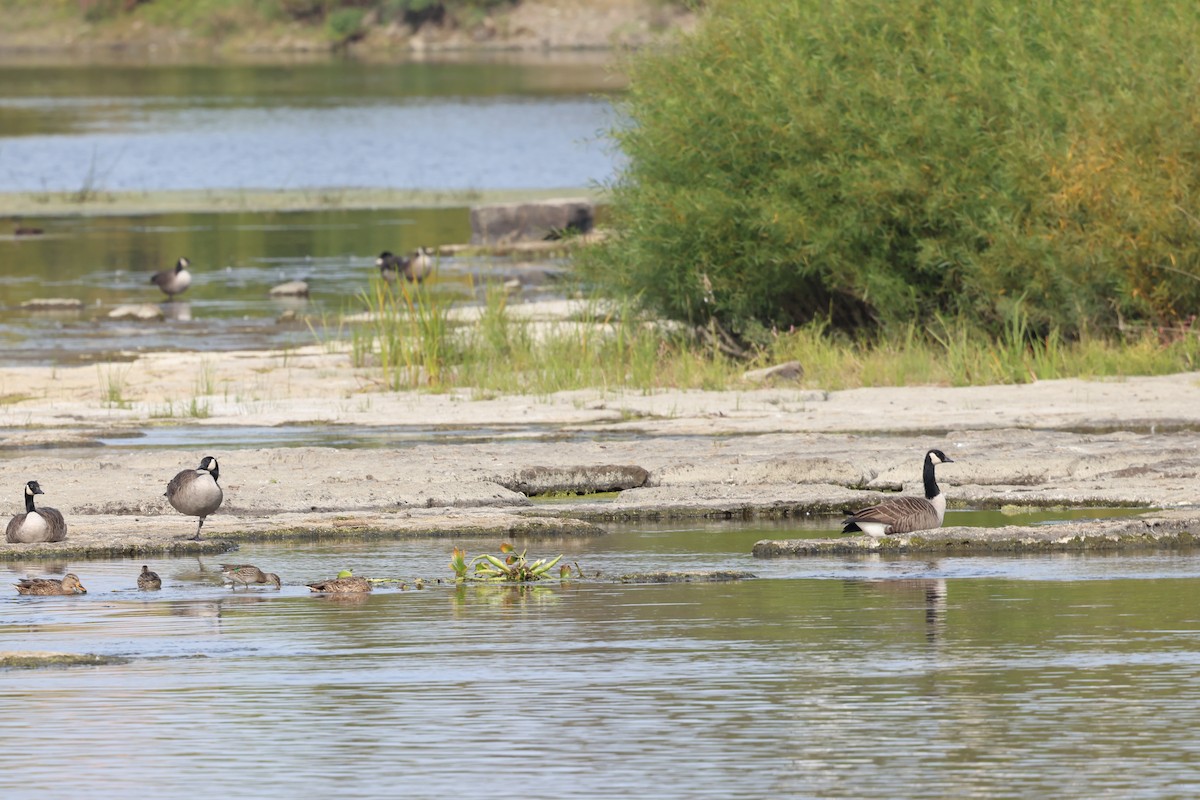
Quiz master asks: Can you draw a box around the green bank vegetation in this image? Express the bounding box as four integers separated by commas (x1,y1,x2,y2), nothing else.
579,0,1200,365
338,276,1200,394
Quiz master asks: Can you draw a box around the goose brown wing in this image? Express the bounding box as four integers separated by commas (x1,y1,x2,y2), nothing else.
847,496,940,535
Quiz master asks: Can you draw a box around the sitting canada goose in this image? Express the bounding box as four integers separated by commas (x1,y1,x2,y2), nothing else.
165,456,223,540
15,573,86,595
137,565,162,590
220,563,281,589
306,575,371,593
6,480,67,544
151,257,192,298
842,449,955,537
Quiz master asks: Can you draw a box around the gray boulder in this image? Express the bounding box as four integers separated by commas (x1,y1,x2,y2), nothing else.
470,198,594,245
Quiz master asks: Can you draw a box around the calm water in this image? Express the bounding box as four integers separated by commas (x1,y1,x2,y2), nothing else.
0,59,621,191
3,523,1200,798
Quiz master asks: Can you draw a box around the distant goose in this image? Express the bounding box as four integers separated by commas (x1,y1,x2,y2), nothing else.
376,250,410,283
165,456,223,540
407,246,435,282
151,257,192,298
220,563,281,589
306,575,371,593
376,248,434,283
842,449,955,537
15,573,86,595
13,217,43,236
5,480,67,544
137,565,162,590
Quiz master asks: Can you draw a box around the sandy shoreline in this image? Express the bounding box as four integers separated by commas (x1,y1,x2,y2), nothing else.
2,342,1200,559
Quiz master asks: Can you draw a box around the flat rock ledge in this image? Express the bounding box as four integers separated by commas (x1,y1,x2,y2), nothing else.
615,570,756,583
0,510,605,561
0,651,130,670
753,514,1200,556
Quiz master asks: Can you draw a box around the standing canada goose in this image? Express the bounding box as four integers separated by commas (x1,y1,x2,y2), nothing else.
407,246,435,282
6,480,67,544
220,563,281,589
842,449,955,537
151,257,192,298
15,573,86,595
376,250,410,283
137,565,162,590
165,456,223,540
306,575,371,594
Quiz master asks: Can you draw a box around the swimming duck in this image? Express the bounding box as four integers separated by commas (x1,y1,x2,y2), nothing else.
220,564,281,589
137,565,162,590
15,573,86,595
842,449,954,537
6,480,67,544
306,576,371,594
165,456,223,540
151,257,192,298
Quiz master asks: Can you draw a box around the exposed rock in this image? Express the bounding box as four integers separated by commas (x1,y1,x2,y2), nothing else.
752,515,1200,556
616,570,756,583
0,651,131,669
498,464,650,496
743,360,804,385
470,198,594,245
108,304,164,321
20,298,83,311
269,280,310,297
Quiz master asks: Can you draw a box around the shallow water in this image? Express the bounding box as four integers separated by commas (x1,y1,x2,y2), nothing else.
4,524,1200,798
0,58,621,191
0,205,569,362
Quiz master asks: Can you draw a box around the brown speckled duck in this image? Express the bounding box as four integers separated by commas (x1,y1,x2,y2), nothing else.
137,565,162,590
16,573,86,595
307,576,371,594
220,563,281,589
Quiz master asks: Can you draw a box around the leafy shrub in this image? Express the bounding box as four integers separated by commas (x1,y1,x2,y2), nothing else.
581,0,1200,341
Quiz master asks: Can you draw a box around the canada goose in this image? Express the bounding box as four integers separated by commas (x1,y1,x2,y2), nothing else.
151,257,192,298
306,575,371,593
376,248,434,283
165,456,223,540
842,449,955,537
6,480,67,544
13,217,43,236
376,250,410,283
407,246,435,282
15,573,86,595
220,563,281,589
137,565,162,590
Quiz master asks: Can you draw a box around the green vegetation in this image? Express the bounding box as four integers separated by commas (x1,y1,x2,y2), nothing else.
582,0,1200,347
338,276,1200,393
450,543,568,582
68,0,517,33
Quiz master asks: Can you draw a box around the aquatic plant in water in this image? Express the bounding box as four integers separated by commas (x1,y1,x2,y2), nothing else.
450,543,567,582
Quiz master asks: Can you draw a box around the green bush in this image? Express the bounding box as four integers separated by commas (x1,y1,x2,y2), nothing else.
581,0,1200,341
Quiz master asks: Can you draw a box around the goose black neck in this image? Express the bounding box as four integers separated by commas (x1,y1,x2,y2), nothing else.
923,454,941,500
24,492,36,513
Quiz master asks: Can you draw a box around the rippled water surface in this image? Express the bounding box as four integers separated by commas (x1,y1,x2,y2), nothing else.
5,524,1200,798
